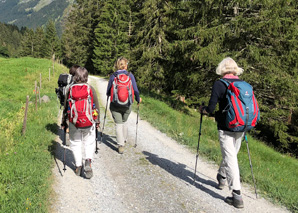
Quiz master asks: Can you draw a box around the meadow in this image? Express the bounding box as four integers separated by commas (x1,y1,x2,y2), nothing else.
0,57,66,212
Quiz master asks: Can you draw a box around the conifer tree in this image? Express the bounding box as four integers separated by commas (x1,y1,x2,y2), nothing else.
92,0,130,75
92,0,117,75
62,0,101,70
0,46,9,57
129,0,171,93
33,27,45,58
0,22,23,57
20,28,35,56
42,20,60,59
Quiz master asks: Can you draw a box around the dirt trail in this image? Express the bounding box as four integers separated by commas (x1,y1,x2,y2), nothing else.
51,76,289,213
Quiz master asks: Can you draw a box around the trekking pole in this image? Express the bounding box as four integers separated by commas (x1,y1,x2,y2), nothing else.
62,125,67,172
95,126,99,154
193,103,204,185
244,133,258,198
100,96,109,144
134,104,140,148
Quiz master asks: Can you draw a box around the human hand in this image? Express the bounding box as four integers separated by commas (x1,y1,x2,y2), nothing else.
138,97,142,106
61,121,68,129
199,104,207,114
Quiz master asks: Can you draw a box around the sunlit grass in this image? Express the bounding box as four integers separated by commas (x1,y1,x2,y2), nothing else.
0,57,67,212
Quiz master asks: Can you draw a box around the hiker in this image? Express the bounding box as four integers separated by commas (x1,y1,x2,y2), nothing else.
61,67,100,179
106,57,141,154
64,65,79,134
56,64,79,108
200,57,247,208
65,64,79,93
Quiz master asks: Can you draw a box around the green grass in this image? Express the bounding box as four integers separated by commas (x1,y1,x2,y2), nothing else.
135,93,298,212
0,57,67,212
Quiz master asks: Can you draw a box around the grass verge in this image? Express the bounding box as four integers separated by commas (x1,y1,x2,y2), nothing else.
134,92,298,212
0,57,67,212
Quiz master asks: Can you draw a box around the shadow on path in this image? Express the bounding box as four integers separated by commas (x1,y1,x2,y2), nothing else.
100,133,118,153
46,123,60,136
48,126,76,177
143,151,225,201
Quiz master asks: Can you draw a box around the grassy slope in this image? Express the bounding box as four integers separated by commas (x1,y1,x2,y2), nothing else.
0,57,67,212
134,93,298,212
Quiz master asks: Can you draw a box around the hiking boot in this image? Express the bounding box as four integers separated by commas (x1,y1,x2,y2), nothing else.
216,173,226,190
118,145,124,154
224,192,244,208
84,159,93,179
75,166,82,176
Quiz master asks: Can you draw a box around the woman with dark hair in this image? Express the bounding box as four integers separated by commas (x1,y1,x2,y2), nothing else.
69,64,79,76
61,65,80,136
62,67,100,179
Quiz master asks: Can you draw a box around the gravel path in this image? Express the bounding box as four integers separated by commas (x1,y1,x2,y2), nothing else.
51,76,289,213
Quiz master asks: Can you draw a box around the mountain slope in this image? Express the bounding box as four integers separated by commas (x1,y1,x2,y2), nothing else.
0,0,73,35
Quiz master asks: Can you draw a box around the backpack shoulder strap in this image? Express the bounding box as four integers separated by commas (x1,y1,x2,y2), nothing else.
220,78,230,87
68,74,73,84
114,71,131,77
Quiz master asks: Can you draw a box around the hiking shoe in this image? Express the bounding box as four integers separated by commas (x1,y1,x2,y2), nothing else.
224,192,244,208
216,173,226,190
84,159,93,179
75,166,82,176
118,145,124,154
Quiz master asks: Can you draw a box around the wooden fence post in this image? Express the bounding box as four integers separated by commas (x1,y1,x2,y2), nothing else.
52,54,55,75
38,86,41,104
40,73,42,89
22,96,29,135
35,81,37,111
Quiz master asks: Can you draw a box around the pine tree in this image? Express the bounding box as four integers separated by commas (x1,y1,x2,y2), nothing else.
0,23,23,57
92,0,117,75
20,28,35,56
42,20,60,59
62,0,101,70
129,0,172,93
33,27,45,58
92,0,130,75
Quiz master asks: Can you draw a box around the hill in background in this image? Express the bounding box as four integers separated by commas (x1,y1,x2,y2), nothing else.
0,0,73,36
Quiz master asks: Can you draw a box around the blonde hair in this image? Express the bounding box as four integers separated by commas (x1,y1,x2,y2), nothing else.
216,57,243,76
114,57,128,70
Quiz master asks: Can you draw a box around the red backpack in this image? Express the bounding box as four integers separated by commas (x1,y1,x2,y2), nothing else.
68,84,98,128
110,73,134,107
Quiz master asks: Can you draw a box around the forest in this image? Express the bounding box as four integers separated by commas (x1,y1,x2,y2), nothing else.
1,0,298,157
